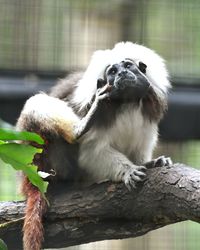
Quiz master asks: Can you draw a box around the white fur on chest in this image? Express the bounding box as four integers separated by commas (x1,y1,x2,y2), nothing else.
82,104,158,164
110,107,147,153
109,106,158,161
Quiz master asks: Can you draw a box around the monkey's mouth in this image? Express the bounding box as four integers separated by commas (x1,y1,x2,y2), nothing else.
99,77,151,102
107,76,151,101
114,75,151,92
114,77,136,90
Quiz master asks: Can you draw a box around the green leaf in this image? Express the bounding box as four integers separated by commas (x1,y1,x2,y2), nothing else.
0,128,48,195
0,239,8,250
0,143,48,194
0,141,5,145
0,128,44,145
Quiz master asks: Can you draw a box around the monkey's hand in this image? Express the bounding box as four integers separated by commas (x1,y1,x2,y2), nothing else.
74,84,110,139
144,155,173,169
95,83,110,101
121,165,147,191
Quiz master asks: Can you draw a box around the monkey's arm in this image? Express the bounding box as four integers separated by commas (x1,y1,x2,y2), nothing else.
74,84,109,139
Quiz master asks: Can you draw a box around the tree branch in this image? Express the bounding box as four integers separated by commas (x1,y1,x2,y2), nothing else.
0,163,200,249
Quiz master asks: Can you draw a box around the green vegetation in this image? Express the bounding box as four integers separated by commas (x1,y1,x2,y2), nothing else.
0,239,7,250
0,128,48,198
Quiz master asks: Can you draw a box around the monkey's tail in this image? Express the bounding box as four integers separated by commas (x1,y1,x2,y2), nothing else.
22,177,47,250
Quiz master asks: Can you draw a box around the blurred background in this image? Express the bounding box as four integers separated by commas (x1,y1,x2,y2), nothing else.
0,0,200,249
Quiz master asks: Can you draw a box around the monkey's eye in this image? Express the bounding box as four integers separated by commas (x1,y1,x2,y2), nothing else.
138,61,147,74
124,61,133,69
108,67,117,75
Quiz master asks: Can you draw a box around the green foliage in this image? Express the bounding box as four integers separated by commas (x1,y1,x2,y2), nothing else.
0,128,44,145
0,128,48,195
0,239,8,250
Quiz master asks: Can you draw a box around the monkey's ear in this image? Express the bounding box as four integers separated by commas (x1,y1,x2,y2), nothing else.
138,62,147,74
97,78,107,89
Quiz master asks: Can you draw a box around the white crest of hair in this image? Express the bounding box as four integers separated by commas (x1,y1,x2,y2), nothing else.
112,42,170,96
73,41,170,111
73,49,112,110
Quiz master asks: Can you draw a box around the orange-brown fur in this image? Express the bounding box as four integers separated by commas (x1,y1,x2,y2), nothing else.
22,177,47,250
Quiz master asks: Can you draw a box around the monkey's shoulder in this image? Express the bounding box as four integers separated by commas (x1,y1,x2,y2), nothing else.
50,72,84,100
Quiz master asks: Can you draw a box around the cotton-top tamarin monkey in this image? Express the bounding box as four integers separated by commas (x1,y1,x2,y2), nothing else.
17,42,171,250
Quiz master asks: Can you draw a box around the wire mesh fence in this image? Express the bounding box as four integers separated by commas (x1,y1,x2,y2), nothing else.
0,0,200,79
0,1,200,250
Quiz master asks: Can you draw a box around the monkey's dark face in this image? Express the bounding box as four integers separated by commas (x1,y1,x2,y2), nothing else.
98,59,151,102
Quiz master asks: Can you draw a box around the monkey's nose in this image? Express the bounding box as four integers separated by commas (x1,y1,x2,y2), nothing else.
118,70,127,77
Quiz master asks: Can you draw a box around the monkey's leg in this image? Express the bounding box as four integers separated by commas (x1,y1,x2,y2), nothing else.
79,144,146,190
17,84,109,144
17,93,82,143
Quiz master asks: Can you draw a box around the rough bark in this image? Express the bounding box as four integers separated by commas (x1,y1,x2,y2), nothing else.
0,163,200,250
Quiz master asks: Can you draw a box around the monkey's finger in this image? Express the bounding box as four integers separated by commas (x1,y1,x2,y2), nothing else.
134,170,146,177
136,166,147,172
97,93,109,100
154,155,166,168
97,83,111,95
130,174,144,182
165,157,173,166
154,155,173,168
124,179,136,191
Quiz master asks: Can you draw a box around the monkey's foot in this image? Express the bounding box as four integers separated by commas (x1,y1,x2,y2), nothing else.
144,156,172,169
122,165,147,191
